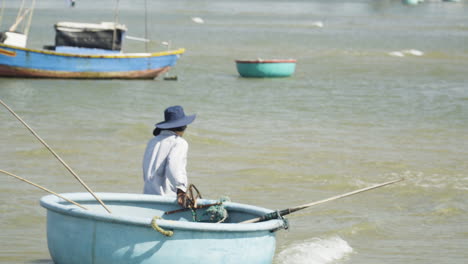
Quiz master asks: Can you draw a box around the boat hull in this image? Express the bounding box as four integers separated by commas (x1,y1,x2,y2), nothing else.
40,193,284,264
0,44,184,79
235,59,296,78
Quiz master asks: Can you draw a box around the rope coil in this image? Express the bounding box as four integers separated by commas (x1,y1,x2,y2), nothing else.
151,216,174,237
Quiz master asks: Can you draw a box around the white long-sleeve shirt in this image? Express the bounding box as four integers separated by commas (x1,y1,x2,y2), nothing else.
142,130,188,196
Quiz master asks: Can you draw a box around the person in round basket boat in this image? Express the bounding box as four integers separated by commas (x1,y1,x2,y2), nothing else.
142,105,196,208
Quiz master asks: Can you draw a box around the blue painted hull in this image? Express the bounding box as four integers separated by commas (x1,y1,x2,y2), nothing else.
40,193,284,264
0,43,184,79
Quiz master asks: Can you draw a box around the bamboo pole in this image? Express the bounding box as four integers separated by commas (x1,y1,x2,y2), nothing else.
1,169,88,210
241,178,404,224
24,0,36,36
0,99,112,213
9,8,30,32
14,0,26,25
0,0,5,28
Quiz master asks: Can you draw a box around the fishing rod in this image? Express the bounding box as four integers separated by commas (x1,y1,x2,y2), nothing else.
241,178,404,224
0,169,88,210
0,98,112,213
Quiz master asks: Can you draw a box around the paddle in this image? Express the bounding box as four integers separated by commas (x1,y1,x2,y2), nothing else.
1,169,88,210
241,178,404,224
0,99,112,213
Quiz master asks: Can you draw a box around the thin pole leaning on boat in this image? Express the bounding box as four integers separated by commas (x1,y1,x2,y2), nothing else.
241,178,404,224
0,169,88,210
0,99,112,213
0,0,5,28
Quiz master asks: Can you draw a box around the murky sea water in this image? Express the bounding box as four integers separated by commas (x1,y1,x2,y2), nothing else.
1,0,467,263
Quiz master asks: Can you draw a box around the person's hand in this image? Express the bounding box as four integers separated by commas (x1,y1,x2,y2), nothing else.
177,189,192,208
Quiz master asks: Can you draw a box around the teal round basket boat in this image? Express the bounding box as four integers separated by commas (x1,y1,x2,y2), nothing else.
40,193,286,264
235,59,296,78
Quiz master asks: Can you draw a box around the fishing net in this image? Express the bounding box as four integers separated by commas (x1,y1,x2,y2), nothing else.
169,184,231,223
189,196,230,223
202,196,230,223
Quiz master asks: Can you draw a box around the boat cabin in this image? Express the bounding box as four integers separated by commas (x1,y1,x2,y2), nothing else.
47,21,128,53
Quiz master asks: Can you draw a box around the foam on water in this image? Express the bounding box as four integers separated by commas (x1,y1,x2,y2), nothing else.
388,49,424,57
277,236,353,264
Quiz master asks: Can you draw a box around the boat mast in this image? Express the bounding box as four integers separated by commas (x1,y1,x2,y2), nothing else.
24,0,35,36
9,0,35,34
3,0,35,47
144,0,148,52
0,0,5,28
15,0,26,27
112,0,120,51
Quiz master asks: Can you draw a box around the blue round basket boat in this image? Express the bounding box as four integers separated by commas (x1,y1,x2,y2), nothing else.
40,193,286,264
235,59,296,78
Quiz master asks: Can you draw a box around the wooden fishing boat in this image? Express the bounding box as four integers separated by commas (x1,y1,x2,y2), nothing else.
235,59,296,78
0,43,184,79
0,22,184,79
40,192,286,264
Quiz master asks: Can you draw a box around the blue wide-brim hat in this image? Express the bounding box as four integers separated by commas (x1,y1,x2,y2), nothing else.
156,105,196,129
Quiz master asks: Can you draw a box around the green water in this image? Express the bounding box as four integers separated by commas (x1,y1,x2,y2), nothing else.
1,0,467,263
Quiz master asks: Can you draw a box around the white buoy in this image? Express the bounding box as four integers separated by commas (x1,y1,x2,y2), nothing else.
191,17,204,24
